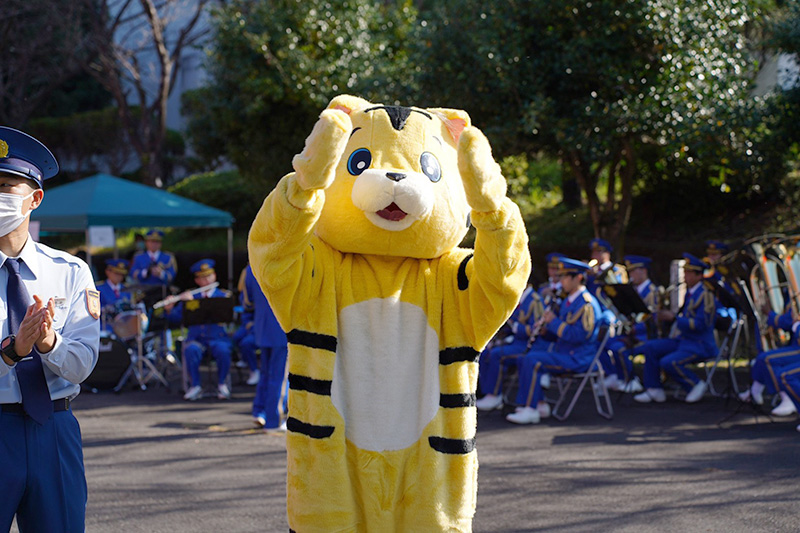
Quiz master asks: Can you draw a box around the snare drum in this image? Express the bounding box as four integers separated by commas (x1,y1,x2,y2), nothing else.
112,304,149,341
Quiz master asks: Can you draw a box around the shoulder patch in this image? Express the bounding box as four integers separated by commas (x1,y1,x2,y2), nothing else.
86,289,101,319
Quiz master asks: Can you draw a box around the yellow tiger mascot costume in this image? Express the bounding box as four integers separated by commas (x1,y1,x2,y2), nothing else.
248,94,530,532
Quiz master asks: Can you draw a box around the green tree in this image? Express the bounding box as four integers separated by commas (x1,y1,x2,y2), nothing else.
0,1,96,127
183,0,417,189
415,0,774,256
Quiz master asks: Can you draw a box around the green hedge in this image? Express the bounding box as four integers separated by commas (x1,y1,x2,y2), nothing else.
168,169,264,230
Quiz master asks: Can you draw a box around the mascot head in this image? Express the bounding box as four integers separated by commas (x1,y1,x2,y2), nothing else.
315,95,472,259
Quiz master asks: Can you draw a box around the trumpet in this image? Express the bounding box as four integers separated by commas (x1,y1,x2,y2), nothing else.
153,282,219,309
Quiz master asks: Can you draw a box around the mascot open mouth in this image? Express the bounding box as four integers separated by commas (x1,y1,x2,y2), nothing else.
376,202,408,222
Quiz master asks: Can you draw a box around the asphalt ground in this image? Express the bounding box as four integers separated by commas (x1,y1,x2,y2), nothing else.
13,368,800,533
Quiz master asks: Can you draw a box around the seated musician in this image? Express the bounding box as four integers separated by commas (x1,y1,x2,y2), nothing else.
476,269,556,412
506,258,602,425
633,253,717,404
776,363,800,433
539,252,565,300
130,229,177,286
232,265,260,386
166,259,233,401
739,302,799,416
600,255,656,393
97,258,131,309
704,239,739,330
97,259,132,334
586,238,627,328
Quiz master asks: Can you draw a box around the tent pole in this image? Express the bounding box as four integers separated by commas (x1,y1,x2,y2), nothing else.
227,227,234,292
85,228,92,277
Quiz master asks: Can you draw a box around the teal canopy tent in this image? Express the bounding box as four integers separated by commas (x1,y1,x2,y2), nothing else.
31,173,235,287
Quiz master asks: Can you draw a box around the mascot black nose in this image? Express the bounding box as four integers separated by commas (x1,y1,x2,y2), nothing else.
386,172,406,182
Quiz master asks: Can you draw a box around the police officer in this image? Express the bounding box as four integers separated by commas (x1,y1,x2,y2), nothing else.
131,229,177,286
507,258,602,425
167,259,233,401
0,127,100,532
633,253,717,404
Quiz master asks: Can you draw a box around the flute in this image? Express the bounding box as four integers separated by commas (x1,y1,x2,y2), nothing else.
153,282,219,309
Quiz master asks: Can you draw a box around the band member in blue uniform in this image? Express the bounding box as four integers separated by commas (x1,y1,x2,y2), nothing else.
97,258,131,309
130,229,177,286
740,310,800,416
507,258,602,425
586,238,627,330
586,238,628,288
704,239,740,332
600,255,655,393
0,127,100,533
167,259,233,401
633,253,718,404
243,263,288,430
777,362,800,432
233,266,260,386
476,277,554,411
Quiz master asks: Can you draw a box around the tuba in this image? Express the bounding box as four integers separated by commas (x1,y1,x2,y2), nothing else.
743,234,795,350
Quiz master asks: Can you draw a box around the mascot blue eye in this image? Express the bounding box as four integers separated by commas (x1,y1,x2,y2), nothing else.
347,148,372,176
420,152,441,183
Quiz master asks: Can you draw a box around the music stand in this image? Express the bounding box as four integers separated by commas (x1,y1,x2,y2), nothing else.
180,297,235,395
601,284,650,316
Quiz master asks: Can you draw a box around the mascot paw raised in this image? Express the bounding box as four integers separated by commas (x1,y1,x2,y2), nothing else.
249,95,531,533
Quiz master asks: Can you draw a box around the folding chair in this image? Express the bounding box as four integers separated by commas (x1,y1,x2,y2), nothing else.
551,323,614,421
702,315,746,397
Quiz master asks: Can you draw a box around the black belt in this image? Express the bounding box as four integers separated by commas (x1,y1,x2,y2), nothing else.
1,398,70,415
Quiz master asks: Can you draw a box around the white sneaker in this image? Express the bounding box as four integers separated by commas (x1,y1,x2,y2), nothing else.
253,416,266,428
246,369,260,386
685,381,708,403
217,383,231,400
540,374,551,389
623,377,644,394
537,402,551,419
183,385,203,401
235,360,248,368
604,374,623,391
265,420,288,432
505,406,541,425
738,389,752,403
771,392,797,417
476,394,503,411
634,388,666,403
751,382,765,405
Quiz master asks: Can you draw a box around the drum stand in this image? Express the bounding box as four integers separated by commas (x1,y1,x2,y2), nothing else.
114,318,170,392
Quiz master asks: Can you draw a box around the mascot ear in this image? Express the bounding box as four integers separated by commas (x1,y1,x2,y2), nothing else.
428,108,471,144
327,94,372,115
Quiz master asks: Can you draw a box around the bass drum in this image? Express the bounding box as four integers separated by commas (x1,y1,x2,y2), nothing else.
84,334,131,390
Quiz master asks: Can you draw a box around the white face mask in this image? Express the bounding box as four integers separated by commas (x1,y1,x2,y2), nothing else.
0,190,37,237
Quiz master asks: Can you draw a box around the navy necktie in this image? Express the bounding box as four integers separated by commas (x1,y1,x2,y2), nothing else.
5,258,52,424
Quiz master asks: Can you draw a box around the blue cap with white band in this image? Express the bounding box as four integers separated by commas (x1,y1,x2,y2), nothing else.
0,127,59,188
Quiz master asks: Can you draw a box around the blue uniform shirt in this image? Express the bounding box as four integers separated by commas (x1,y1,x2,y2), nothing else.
96,280,131,309
131,250,176,285
0,237,100,403
244,265,286,348
675,281,718,357
545,287,602,359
